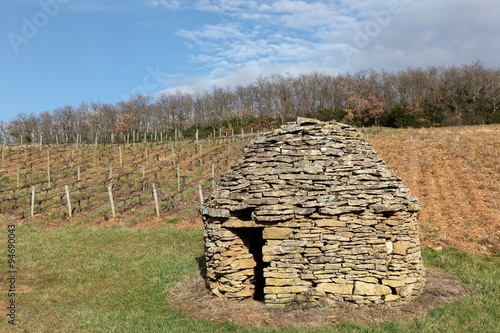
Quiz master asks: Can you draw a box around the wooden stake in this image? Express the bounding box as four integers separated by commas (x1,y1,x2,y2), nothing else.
119,145,123,167
152,183,160,217
47,149,51,189
198,184,204,207
16,168,20,188
108,186,116,218
65,185,72,218
31,186,35,217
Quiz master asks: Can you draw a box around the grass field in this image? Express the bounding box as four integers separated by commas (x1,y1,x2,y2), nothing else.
0,225,498,332
1,124,499,332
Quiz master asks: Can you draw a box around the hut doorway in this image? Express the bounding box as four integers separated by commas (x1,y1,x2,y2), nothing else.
231,227,267,301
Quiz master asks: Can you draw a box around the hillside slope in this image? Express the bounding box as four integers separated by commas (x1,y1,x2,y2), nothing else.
369,125,499,255
1,125,498,255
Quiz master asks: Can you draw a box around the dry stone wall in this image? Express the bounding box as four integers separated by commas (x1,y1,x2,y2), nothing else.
203,118,425,307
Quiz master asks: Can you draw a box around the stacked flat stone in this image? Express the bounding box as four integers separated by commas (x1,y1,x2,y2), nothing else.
203,118,425,307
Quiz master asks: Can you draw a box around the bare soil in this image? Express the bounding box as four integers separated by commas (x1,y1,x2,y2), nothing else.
368,125,500,255
168,267,467,328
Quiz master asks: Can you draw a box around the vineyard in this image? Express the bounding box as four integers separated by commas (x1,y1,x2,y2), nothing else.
1,124,499,255
0,135,253,229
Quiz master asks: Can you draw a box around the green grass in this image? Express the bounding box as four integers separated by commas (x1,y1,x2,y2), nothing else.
1,226,498,333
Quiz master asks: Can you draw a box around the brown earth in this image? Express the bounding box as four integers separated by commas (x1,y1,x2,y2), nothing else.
367,125,500,255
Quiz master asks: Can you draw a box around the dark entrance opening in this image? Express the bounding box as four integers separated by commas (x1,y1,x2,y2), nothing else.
231,227,267,301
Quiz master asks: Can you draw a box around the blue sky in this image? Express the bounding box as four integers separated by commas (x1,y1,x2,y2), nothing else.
1,0,499,122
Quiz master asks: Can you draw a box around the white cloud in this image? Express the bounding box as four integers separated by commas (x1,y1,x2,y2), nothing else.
158,0,500,93
149,0,180,10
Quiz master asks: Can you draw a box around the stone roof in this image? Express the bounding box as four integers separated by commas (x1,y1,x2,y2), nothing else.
203,117,420,223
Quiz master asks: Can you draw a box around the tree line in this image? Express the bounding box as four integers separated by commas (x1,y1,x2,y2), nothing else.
2,61,499,144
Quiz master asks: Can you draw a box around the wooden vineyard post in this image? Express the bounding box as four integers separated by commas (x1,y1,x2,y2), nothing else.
65,185,72,218
77,166,81,181
198,184,204,207
55,133,59,145
109,164,113,180
47,149,51,189
144,145,148,166
108,186,116,218
152,183,160,218
119,145,123,167
31,186,35,217
16,168,20,188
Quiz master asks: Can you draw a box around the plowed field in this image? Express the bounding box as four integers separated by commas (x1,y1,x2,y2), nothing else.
368,125,499,255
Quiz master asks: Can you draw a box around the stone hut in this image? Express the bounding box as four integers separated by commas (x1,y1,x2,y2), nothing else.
202,118,425,307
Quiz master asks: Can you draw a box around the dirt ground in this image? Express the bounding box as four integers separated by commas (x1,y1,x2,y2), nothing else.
168,267,467,328
368,125,500,255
